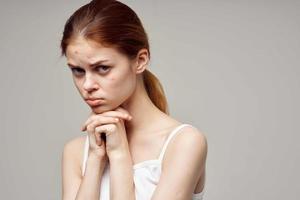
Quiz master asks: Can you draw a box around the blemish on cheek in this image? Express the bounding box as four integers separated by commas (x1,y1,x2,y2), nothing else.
109,76,119,86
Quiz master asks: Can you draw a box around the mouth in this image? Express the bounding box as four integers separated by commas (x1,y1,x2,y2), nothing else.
85,99,105,107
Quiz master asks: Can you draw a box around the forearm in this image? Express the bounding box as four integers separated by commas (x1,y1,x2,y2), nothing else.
75,155,106,200
109,150,135,200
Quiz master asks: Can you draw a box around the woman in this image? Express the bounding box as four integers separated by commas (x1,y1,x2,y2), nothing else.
61,0,207,199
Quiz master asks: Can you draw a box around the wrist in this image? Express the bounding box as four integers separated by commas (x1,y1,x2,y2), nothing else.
88,152,107,163
108,148,131,163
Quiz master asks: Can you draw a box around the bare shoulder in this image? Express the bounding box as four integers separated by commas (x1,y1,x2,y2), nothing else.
178,125,207,152
62,135,87,172
163,124,208,168
152,125,208,198
175,124,207,144
161,124,208,179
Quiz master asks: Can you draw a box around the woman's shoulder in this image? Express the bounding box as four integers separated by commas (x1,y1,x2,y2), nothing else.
161,122,208,171
163,122,208,163
173,123,207,146
163,115,207,139
62,135,87,171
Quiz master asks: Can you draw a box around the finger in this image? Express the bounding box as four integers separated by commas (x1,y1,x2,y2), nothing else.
90,116,120,128
86,125,98,147
96,131,106,146
95,124,117,137
97,133,103,146
114,106,129,114
81,111,131,131
81,113,107,131
101,110,132,121
86,123,104,147
114,107,132,117
94,124,116,146
84,111,130,129
81,114,98,131
81,115,120,131
84,116,119,132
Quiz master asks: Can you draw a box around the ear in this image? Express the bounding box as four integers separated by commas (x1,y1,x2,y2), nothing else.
133,48,149,74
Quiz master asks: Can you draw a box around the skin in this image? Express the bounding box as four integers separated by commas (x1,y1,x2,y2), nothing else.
63,36,207,200
66,36,181,156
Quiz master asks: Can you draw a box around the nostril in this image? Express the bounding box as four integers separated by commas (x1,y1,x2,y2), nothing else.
83,82,100,92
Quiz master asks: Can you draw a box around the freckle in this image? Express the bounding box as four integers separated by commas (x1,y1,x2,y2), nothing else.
74,50,78,54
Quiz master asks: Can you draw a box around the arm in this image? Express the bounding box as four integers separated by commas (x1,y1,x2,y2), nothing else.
62,137,107,200
75,155,107,200
151,127,208,200
106,127,207,200
108,148,136,200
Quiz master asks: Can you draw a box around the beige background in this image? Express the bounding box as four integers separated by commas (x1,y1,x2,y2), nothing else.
0,0,299,199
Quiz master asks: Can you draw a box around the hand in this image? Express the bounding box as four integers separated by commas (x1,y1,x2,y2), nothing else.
81,107,132,158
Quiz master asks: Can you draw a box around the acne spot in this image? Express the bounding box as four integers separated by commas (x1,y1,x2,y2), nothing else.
110,76,115,81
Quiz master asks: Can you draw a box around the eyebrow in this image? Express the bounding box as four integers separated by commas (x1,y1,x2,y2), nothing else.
67,59,110,68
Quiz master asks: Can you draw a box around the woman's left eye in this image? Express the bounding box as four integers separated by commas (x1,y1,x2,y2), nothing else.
96,65,111,73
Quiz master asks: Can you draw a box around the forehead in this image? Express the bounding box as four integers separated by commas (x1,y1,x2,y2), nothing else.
66,37,123,64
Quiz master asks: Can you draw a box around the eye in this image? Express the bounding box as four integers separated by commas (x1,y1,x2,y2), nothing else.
95,65,111,74
70,67,85,76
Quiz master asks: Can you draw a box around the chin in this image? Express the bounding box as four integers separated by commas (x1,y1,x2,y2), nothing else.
90,105,109,114
90,103,118,114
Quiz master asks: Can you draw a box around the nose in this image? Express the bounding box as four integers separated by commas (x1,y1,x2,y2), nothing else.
83,73,99,92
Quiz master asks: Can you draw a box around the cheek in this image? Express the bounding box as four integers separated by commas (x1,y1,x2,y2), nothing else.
109,72,136,99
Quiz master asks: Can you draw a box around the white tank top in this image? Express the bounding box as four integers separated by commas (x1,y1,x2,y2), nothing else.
81,123,205,200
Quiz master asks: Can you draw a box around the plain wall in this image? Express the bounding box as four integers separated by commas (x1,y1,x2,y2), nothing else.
0,0,299,199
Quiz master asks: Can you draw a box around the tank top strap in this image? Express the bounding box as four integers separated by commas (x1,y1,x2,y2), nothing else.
82,135,89,177
158,123,193,162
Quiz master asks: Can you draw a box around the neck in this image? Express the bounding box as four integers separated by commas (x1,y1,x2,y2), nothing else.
120,75,166,136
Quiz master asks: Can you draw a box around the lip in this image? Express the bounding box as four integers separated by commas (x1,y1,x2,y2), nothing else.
85,99,104,107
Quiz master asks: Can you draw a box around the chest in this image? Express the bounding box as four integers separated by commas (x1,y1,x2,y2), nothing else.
127,133,168,165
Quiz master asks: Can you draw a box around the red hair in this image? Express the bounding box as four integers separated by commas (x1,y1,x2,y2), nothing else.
60,0,169,114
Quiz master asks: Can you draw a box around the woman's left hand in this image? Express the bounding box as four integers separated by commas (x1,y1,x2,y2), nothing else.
81,106,132,157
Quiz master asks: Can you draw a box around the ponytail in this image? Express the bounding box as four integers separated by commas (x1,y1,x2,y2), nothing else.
143,69,169,115
60,0,169,113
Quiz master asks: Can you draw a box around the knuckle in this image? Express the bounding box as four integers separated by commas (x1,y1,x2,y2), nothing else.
95,126,101,133
86,124,94,132
93,116,103,123
90,115,98,121
109,124,117,132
